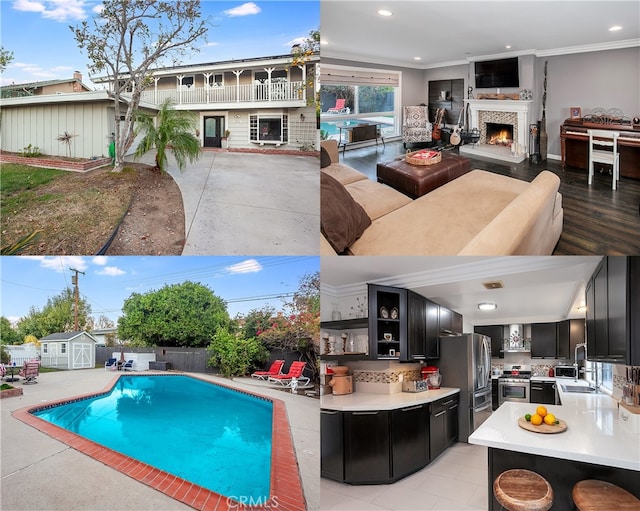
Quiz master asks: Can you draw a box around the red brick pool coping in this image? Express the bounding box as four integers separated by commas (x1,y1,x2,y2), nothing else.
13,373,306,511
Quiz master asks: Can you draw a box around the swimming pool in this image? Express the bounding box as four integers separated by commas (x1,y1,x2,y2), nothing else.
15,374,305,510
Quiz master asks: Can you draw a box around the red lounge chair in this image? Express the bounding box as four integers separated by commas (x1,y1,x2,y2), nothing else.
327,98,347,114
251,359,285,380
268,361,310,386
19,361,40,384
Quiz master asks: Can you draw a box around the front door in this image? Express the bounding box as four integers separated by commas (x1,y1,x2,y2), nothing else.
204,116,224,148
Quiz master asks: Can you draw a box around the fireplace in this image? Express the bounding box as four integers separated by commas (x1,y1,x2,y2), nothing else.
459,99,533,163
486,123,514,146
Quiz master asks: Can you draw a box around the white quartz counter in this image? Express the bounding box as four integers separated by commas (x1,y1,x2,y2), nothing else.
320,387,460,411
469,383,640,471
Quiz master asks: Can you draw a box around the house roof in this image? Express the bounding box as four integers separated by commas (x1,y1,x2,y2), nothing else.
0,90,158,111
0,77,91,92
41,331,97,343
92,52,320,83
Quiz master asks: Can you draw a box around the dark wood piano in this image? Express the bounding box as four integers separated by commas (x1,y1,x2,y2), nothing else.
560,118,640,179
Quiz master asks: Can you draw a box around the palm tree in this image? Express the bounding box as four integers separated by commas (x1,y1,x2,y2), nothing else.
134,99,200,173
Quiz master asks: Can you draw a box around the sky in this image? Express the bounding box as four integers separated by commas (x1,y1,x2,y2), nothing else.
0,255,319,325
0,0,319,86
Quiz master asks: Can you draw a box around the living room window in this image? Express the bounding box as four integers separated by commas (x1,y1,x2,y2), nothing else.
320,64,400,139
249,114,289,144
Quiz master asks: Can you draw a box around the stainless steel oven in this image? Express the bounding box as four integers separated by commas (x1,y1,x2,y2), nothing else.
498,377,530,405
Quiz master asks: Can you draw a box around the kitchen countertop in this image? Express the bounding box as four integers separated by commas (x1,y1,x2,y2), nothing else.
469,380,640,471
320,387,460,411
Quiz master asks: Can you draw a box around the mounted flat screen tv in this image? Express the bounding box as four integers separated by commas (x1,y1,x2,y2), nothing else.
475,57,520,88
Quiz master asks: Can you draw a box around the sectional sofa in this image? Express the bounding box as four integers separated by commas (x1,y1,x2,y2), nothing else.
320,140,563,255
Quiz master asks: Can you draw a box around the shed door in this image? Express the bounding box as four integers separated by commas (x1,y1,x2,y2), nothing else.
72,343,92,369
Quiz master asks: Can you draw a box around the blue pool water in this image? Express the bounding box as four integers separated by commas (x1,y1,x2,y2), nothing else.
33,375,273,500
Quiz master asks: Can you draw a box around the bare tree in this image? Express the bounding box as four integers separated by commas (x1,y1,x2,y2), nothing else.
71,0,208,172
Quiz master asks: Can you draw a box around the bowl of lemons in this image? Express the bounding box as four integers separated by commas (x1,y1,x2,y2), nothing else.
518,406,567,434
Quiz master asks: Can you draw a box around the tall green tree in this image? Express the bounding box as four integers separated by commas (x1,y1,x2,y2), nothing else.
134,99,201,173
0,317,21,345
118,281,230,347
16,288,92,339
0,46,14,73
71,0,208,172
242,306,276,340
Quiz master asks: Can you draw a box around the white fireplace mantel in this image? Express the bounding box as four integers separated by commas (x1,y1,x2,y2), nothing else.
460,99,534,163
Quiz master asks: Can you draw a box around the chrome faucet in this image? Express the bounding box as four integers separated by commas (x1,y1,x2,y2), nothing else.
574,343,587,382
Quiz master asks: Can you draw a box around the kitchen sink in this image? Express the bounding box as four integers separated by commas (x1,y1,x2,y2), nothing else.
560,384,603,394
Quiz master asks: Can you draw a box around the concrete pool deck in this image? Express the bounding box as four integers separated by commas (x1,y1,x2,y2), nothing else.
1,369,319,511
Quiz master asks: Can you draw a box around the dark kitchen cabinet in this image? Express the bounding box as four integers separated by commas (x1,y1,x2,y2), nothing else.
475,325,505,358
368,284,406,360
320,409,344,481
556,319,585,360
530,381,557,405
406,291,427,361
531,322,557,358
425,298,440,359
439,306,463,336
430,395,459,460
344,410,390,484
586,257,639,364
391,404,429,478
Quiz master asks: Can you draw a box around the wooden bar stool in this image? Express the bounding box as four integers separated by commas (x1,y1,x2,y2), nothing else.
493,469,553,511
573,480,640,510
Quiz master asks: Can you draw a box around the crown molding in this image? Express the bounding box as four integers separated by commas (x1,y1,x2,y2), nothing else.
323,39,639,72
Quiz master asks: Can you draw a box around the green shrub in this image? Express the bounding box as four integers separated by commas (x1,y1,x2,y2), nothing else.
20,144,42,157
207,328,269,378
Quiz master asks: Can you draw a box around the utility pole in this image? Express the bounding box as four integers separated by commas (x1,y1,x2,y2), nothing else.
70,268,85,331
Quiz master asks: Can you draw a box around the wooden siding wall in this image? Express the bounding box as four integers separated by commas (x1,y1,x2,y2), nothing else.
1,102,111,159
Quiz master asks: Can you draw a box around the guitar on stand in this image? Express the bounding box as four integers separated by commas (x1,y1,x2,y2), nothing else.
450,107,464,146
432,108,444,141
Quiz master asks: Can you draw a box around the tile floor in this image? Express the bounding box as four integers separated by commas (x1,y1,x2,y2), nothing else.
321,442,489,510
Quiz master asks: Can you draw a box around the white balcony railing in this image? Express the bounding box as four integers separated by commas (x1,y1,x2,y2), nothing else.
140,81,306,106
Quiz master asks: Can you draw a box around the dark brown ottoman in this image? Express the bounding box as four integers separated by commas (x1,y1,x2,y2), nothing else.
377,152,471,198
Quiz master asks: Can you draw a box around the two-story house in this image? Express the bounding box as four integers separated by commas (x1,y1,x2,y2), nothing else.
0,52,319,160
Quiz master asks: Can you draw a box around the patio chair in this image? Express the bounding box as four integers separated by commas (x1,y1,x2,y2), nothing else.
19,361,39,384
105,358,117,371
251,359,285,380
327,98,348,114
122,360,135,371
267,361,310,387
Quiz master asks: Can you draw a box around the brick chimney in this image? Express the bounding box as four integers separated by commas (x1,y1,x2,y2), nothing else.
73,71,83,92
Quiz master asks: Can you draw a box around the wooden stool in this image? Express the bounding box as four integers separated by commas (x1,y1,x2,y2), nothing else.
573,480,640,510
493,469,553,511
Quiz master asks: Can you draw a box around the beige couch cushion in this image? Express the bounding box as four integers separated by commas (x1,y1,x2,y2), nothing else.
348,170,540,255
322,162,368,185
345,179,412,220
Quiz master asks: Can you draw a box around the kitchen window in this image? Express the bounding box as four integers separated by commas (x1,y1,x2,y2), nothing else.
249,114,288,144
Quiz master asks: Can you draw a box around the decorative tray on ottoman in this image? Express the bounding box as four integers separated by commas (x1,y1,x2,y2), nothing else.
405,149,441,166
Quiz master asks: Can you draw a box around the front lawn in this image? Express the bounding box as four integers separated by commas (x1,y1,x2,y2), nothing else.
1,163,138,254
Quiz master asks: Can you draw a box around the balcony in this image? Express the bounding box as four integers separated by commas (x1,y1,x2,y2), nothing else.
140,81,306,107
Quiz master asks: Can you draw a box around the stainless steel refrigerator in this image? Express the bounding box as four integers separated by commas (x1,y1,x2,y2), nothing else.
437,333,492,442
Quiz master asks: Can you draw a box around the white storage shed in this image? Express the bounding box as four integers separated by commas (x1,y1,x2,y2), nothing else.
40,332,97,370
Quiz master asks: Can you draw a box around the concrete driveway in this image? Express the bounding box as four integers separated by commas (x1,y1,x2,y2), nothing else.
0,369,319,511
135,150,319,255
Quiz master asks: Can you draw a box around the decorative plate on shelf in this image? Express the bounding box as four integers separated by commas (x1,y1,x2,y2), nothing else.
380,306,389,319
390,307,399,319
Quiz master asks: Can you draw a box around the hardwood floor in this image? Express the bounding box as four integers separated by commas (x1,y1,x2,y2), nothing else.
338,140,640,256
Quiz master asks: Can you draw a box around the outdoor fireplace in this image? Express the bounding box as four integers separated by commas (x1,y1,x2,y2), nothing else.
486,123,514,146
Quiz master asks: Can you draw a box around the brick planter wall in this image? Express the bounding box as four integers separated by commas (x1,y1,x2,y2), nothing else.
0,387,24,398
0,154,111,172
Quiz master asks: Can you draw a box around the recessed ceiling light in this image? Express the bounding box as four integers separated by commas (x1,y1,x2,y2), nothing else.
609,25,622,31
478,302,497,311
377,9,393,16
505,45,511,49
414,57,421,61
320,40,328,45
